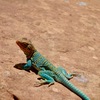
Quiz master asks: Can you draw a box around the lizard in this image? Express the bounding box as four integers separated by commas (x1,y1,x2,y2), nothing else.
16,38,90,100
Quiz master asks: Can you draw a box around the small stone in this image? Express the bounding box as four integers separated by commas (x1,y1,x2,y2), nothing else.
64,0,69,3
77,2,87,6
0,85,4,89
3,71,11,77
52,88,59,93
92,56,98,60
88,46,95,51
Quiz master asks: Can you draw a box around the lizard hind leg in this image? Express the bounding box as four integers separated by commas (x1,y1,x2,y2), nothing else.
34,70,55,87
57,66,75,80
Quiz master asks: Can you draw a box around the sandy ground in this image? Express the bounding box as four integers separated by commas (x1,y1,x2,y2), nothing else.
0,0,100,100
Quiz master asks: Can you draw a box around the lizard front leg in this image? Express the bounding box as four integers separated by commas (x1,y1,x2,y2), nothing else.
23,60,32,70
34,70,55,87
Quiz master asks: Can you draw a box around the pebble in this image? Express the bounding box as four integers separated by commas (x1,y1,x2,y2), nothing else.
52,88,59,93
64,0,70,2
92,56,98,60
88,46,95,51
77,2,87,6
3,71,11,77
0,85,4,89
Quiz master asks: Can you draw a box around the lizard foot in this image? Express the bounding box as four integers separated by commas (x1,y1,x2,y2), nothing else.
71,72,80,77
66,72,80,80
48,82,54,87
34,79,54,87
34,79,46,87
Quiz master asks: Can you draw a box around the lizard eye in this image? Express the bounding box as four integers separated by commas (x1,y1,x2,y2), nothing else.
27,45,31,50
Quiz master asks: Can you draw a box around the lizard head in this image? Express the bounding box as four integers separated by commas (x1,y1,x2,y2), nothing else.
16,38,36,59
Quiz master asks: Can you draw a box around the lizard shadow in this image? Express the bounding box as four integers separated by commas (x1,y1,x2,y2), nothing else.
14,63,38,74
14,63,47,85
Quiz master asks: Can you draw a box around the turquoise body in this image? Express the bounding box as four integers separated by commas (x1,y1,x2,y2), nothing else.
23,51,90,100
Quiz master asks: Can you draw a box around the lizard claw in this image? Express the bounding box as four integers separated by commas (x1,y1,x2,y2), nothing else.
71,72,80,77
48,82,54,87
34,79,46,87
65,72,80,80
34,82,42,87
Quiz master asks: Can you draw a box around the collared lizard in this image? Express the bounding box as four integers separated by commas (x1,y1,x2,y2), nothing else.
16,38,90,100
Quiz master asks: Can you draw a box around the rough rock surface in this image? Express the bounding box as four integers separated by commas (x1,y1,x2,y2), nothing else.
0,0,100,100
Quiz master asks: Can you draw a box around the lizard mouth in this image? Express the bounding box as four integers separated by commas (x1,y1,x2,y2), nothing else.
16,40,20,45
16,41,22,47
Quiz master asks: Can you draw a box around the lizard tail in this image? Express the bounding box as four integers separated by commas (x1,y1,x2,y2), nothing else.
59,74,90,100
